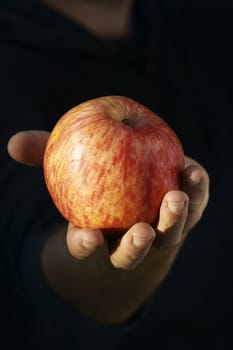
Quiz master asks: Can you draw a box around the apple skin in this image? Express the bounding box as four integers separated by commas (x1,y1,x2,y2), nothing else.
43,96,185,237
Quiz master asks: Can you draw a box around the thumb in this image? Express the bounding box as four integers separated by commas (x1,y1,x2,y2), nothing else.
7,130,50,166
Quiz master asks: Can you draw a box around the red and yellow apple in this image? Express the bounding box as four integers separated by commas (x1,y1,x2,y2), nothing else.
43,96,184,237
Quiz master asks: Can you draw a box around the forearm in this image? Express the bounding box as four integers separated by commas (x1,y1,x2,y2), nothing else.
41,227,183,325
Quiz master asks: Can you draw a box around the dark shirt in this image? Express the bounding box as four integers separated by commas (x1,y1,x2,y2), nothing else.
0,0,233,348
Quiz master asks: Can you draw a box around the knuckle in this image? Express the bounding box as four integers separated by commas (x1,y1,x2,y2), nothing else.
110,252,140,270
188,201,203,214
67,242,93,260
69,248,88,260
126,248,141,262
110,257,124,270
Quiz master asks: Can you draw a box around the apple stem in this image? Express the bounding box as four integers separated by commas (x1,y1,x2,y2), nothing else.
122,119,130,126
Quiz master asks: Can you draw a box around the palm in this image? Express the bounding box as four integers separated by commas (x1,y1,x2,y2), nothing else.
7,130,209,270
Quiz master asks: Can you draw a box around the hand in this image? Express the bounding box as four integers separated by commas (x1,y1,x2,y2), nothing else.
8,131,209,270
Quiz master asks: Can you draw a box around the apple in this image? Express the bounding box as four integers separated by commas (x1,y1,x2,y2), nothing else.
43,96,184,237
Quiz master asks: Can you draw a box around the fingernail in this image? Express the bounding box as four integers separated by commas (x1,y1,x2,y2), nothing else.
189,171,201,185
168,201,185,214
